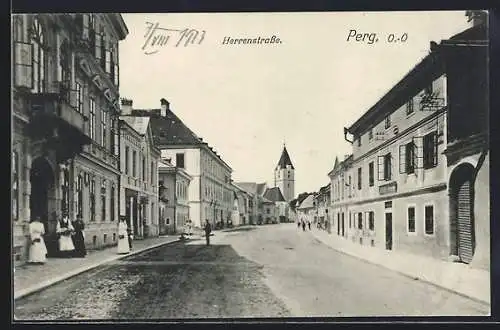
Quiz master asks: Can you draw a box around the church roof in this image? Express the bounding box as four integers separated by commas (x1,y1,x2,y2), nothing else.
263,187,286,202
276,146,294,170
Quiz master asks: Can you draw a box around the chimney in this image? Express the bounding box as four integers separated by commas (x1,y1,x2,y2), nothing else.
160,98,169,116
121,98,133,115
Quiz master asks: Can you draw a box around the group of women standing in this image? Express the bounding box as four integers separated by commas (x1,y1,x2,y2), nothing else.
28,216,134,265
28,215,87,264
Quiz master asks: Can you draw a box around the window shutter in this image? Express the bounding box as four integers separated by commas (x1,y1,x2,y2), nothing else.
377,155,384,181
399,144,406,174
82,14,89,40
105,48,111,74
114,63,119,87
433,132,438,166
95,31,102,61
14,42,33,89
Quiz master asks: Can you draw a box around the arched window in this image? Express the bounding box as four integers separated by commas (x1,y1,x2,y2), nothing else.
13,15,24,42
101,179,107,222
30,17,46,93
90,178,96,221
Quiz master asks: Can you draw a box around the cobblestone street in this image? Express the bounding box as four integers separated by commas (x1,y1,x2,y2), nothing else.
14,224,489,320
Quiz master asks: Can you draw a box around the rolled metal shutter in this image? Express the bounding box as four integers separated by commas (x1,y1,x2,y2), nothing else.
457,180,474,264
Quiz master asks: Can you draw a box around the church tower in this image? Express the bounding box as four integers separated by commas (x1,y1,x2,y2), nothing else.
274,144,295,202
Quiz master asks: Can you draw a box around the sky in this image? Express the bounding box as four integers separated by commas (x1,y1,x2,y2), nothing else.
118,11,471,196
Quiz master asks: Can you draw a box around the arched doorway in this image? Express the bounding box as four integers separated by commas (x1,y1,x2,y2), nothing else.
29,157,55,227
449,163,476,264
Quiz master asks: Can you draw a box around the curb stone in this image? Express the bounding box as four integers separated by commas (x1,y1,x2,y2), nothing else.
14,238,180,301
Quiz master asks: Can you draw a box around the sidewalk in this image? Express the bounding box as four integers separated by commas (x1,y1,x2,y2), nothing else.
310,228,491,307
13,235,179,300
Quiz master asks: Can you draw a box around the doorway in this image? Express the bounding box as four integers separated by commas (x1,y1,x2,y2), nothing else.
449,163,476,264
385,212,393,250
29,157,56,254
341,213,345,237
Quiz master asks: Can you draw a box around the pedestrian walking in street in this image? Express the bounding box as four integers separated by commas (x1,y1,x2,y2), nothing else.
188,219,193,236
28,216,47,264
117,218,130,254
71,215,86,258
308,221,311,230
297,221,301,229
127,227,133,249
56,215,75,258
302,221,306,231
204,219,212,246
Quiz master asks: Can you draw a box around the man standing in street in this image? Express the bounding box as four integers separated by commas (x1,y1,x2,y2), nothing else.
204,219,212,246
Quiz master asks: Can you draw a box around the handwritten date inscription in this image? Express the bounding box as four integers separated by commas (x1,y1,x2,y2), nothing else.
142,22,206,55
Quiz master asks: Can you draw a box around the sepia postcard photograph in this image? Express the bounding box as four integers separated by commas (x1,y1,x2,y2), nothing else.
11,9,491,321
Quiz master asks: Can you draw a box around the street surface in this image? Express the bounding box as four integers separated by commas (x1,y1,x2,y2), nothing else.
14,224,489,319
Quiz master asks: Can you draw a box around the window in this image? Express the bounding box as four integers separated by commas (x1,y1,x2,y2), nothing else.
357,137,361,147
407,206,416,233
357,212,363,230
348,176,352,197
166,218,170,225
425,83,433,96
368,128,373,141
101,180,106,221
89,98,96,140
76,174,83,218
101,110,107,147
349,212,352,228
399,142,415,174
378,153,392,181
97,25,104,68
176,153,185,168
132,150,137,177
59,40,71,90
267,208,270,214
31,17,46,93
357,167,362,190
406,98,414,115
425,205,434,235
110,184,115,222
142,156,146,181
384,201,392,209
288,171,290,178
368,211,374,231
61,168,70,215
151,162,154,184
110,118,117,154
125,146,129,174
385,115,391,129
90,178,96,221
12,151,19,221
368,162,374,187
75,82,84,113
423,131,438,169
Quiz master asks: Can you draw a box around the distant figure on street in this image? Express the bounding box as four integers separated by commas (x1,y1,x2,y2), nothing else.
188,219,193,236
71,215,86,258
117,218,130,254
28,216,47,264
302,221,306,231
307,221,311,230
127,227,133,249
297,221,301,229
56,215,75,258
204,220,212,246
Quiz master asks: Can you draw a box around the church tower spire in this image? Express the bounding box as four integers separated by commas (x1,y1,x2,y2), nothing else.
274,145,295,202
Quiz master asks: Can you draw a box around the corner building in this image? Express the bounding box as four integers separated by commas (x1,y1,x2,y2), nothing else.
12,14,128,264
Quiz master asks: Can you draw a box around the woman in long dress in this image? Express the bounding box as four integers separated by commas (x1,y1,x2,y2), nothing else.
72,215,86,258
56,215,75,258
117,218,130,254
28,217,47,264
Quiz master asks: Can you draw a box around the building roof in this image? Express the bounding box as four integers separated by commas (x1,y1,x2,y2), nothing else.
297,194,315,210
130,107,231,171
276,146,294,170
263,187,286,202
121,116,150,135
234,182,267,196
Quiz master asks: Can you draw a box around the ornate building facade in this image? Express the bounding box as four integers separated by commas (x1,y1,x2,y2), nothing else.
12,14,128,264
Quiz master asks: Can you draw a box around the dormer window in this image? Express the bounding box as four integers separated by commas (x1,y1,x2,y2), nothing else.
368,128,373,141
406,98,414,115
425,83,433,95
385,115,391,129
357,136,361,147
